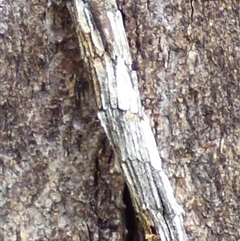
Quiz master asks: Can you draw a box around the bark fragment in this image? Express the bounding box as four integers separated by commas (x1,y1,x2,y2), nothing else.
69,1,188,240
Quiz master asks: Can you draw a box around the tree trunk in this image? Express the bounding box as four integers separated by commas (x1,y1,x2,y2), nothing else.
1,0,240,241
1,1,125,240
67,1,187,240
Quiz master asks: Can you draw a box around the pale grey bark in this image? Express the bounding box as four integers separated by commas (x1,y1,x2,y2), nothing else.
68,1,188,240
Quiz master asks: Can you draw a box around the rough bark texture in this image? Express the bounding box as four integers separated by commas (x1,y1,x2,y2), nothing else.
1,0,240,241
68,0,188,240
1,1,125,240
118,0,240,240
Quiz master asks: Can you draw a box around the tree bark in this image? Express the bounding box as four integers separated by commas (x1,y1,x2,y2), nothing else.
68,1,188,240
1,0,240,241
117,0,240,240
1,1,125,240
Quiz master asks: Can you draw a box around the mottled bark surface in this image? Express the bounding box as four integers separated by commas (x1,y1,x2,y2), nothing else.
1,1,125,240
118,0,240,240
1,0,240,241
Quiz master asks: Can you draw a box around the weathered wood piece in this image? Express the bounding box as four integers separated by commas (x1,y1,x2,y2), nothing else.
69,1,188,240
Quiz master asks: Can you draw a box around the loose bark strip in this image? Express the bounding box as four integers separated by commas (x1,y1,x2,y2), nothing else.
69,1,188,240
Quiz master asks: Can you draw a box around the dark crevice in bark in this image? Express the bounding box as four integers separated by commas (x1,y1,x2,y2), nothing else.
119,9,127,28
123,184,144,241
94,156,99,187
162,209,173,240
123,184,136,241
